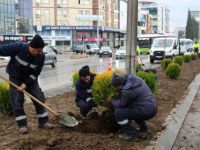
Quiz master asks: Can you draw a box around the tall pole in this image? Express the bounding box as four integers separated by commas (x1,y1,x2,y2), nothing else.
125,0,138,74
97,0,100,48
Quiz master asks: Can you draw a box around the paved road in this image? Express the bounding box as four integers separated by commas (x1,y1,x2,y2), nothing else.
172,87,200,150
0,52,159,96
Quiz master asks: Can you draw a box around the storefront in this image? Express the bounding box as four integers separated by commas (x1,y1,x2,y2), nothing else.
33,26,125,48
0,35,33,45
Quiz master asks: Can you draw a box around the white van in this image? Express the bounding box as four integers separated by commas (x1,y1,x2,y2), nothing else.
149,37,186,63
180,39,193,52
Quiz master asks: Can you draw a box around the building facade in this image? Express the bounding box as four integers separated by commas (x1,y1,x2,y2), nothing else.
33,0,122,48
139,1,170,34
15,0,33,34
0,0,16,34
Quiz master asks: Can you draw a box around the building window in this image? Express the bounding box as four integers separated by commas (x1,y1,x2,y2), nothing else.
57,10,61,15
63,0,68,4
57,0,61,5
86,10,90,15
79,0,90,5
78,10,84,15
44,0,49,3
63,10,68,17
36,0,40,3
44,9,49,21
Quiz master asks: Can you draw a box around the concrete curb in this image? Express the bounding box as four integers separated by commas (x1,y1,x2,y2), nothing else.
146,73,200,150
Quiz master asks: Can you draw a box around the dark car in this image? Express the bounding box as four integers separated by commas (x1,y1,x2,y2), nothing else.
43,46,57,68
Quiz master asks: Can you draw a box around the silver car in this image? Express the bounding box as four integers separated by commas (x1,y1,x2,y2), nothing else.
116,46,126,59
99,46,112,57
43,46,57,68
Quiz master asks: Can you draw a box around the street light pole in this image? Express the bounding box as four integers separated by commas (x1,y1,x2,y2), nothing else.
97,0,100,48
125,0,138,74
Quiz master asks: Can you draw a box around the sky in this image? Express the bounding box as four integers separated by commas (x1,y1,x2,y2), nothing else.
120,0,200,32
155,0,200,28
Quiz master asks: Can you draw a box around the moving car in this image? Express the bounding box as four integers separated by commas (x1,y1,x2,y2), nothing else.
43,46,57,68
99,46,112,57
116,46,126,59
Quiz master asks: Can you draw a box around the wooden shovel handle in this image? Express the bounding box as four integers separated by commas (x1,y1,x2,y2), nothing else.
0,75,59,117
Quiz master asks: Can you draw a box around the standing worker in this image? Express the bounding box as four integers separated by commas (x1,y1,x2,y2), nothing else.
193,41,200,53
109,73,157,140
0,35,53,134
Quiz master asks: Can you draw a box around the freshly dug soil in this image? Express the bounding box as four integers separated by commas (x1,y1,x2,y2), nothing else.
1,60,200,150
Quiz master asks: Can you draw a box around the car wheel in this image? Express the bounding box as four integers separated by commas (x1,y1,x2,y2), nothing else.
150,58,154,64
52,58,57,68
99,54,102,58
109,54,112,57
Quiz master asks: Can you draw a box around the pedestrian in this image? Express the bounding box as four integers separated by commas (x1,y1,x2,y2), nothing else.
75,65,96,119
0,35,53,134
193,41,199,53
108,73,157,140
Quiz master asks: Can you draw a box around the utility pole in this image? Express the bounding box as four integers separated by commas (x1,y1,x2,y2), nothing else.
125,0,138,74
97,0,100,48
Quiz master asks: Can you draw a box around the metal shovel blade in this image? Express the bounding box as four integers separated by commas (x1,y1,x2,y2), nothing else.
59,113,78,127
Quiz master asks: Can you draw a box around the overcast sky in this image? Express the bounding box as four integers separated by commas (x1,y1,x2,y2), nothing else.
155,0,200,27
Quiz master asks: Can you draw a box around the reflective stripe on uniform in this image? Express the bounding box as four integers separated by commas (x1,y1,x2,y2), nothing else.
37,112,48,118
30,64,37,69
15,55,29,66
30,75,37,80
118,119,129,125
86,97,92,102
87,89,92,93
15,115,27,121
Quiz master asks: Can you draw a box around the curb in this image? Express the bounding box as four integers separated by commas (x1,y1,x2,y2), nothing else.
145,73,200,150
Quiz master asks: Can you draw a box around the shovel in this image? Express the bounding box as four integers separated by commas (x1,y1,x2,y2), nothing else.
0,75,78,127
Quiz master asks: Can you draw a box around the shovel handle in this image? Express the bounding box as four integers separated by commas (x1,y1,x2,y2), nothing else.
0,75,59,117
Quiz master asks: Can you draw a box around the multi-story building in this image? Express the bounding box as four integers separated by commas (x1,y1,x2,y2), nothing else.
0,0,16,34
0,0,33,44
15,0,33,34
139,1,170,34
33,0,123,47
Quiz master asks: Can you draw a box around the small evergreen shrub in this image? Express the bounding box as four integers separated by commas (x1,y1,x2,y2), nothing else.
165,63,181,79
174,56,183,66
197,53,200,58
0,82,11,115
160,59,172,70
136,64,143,72
191,54,198,60
92,71,120,107
183,55,191,63
136,71,157,94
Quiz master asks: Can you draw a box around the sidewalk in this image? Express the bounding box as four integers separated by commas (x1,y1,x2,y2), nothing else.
172,87,200,150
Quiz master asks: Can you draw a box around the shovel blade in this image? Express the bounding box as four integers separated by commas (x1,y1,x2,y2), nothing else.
59,113,78,127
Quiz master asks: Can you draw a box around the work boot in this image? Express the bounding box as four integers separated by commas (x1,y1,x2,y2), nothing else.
118,133,139,141
136,121,150,133
19,126,28,134
38,122,54,129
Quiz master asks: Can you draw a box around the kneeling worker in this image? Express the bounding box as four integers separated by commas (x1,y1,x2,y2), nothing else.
110,73,157,140
75,66,96,118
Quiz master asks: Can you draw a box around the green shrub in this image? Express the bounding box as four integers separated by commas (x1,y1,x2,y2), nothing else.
191,54,198,60
183,55,191,63
160,59,173,70
174,56,183,66
136,71,157,94
197,53,200,58
165,63,181,79
0,83,11,115
92,71,120,107
136,64,143,72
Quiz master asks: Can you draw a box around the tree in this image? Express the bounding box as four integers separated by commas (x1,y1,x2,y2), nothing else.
186,10,199,40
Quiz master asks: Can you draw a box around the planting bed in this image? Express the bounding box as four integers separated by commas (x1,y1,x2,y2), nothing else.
1,60,200,150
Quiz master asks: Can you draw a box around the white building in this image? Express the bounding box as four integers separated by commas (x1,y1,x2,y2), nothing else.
139,1,170,34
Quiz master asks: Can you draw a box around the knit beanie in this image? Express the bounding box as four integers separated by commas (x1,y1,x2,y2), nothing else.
79,65,90,77
111,73,126,87
29,35,45,48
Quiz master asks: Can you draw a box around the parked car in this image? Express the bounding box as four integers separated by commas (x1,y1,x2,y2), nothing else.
116,46,126,59
43,46,57,68
99,46,112,57
72,44,99,55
